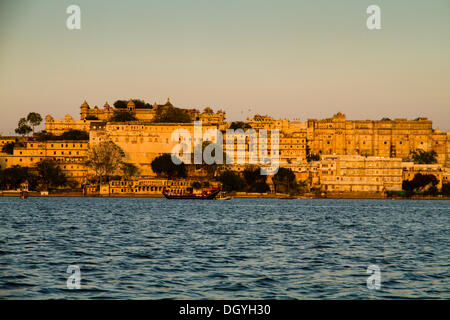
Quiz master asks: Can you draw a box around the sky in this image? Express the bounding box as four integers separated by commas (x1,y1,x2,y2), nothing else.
0,0,449,135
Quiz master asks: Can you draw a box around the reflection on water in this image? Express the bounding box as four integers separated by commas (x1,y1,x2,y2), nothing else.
0,197,449,299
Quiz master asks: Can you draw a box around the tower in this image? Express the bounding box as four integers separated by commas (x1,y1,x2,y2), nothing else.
80,100,89,120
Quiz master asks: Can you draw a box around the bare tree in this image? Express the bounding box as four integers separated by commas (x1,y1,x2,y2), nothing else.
86,141,124,183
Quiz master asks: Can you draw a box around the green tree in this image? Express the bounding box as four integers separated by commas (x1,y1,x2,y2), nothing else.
15,118,32,136
36,159,67,190
410,150,437,164
26,112,43,133
110,110,137,122
86,141,125,183
151,154,187,178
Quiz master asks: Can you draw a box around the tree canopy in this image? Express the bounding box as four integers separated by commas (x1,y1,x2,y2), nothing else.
86,141,124,183
121,162,140,179
228,122,252,130
152,105,192,123
219,170,246,192
1,142,15,155
34,129,89,141
151,154,187,178
15,113,43,136
242,167,270,193
272,167,297,194
110,110,137,122
15,118,32,136
113,99,152,109
0,165,33,190
410,150,437,164
27,112,43,132
402,173,438,193
36,159,67,190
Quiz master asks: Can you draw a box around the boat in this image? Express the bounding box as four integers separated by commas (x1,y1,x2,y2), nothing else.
217,191,232,200
162,187,221,200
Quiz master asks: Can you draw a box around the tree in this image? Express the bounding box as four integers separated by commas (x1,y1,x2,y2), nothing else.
121,162,140,179
191,181,202,189
34,131,58,141
1,142,15,155
228,122,252,130
0,165,32,190
152,105,192,123
59,129,89,140
34,129,89,141
441,183,450,196
402,173,439,193
27,112,43,133
86,141,124,183
410,150,437,164
203,107,214,114
15,118,32,136
242,167,270,192
219,170,245,192
110,110,137,122
151,153,187,178
36,159,67,190
306,145,320,162
113,99,152,109
272,167,297,194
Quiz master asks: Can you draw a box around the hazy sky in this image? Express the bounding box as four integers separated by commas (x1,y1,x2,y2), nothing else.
1,0,449,135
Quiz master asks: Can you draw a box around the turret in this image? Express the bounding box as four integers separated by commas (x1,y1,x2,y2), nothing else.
80,100,89,119
127,99,135,112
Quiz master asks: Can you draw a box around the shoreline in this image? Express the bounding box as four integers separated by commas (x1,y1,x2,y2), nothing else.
1,191,449,200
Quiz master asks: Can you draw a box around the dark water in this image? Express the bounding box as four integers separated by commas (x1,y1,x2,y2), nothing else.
0,197,449,299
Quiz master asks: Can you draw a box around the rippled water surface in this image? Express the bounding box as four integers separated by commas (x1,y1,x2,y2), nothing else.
0,197,449,299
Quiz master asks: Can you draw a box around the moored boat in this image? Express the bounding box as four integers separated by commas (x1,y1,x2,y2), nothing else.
163,187,221,200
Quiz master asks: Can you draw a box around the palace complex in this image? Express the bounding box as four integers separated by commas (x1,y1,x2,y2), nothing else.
1,98,449,195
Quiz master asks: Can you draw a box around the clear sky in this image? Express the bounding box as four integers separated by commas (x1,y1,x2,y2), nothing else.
1,0,449,135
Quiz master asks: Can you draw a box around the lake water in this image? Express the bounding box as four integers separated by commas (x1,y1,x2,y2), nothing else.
0,197,449,299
